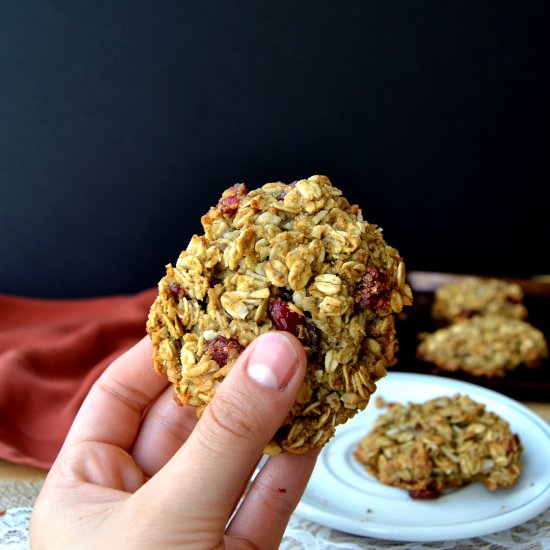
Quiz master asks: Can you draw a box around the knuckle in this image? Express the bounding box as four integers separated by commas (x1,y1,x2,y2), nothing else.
95,375,149,415
201,390,264,446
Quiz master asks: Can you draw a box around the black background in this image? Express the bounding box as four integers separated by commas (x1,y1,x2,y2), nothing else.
1,1,548,298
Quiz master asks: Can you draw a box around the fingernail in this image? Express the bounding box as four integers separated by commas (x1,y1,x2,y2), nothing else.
246,332,299,390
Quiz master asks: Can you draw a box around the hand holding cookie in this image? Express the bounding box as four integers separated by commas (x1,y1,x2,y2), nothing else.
30,333,317,549
31,175,411,548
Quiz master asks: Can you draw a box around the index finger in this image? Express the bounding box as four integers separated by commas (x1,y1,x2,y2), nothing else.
65,336,169,450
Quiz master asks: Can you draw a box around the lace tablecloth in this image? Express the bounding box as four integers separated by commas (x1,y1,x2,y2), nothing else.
2,506,549,549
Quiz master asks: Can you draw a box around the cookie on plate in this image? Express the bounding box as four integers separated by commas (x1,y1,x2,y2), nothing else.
354,394,523,498
432,276,527,323
416,315,548,377
146,175,412,454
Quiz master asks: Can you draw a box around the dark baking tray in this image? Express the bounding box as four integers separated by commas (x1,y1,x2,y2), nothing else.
393,272,550,402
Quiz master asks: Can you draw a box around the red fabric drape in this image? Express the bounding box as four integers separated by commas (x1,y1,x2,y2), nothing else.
0,288,157,469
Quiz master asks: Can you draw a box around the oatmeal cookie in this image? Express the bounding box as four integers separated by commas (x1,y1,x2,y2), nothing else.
432,276,527,323
146,175,412,454
354,394,523,498
416,315,548,377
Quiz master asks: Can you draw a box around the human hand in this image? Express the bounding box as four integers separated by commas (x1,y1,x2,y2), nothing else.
30,331,316,549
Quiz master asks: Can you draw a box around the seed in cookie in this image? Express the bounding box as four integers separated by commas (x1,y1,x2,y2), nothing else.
146,175,412,454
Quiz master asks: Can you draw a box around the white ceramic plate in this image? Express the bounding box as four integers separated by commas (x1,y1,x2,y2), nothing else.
295,372,550,542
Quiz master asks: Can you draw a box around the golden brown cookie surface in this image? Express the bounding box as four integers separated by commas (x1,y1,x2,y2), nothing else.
432,276,527,323
355,394,523,498
417,315,548,377
146,175,412,453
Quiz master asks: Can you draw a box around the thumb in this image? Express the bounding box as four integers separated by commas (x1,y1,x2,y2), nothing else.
135,331,307,529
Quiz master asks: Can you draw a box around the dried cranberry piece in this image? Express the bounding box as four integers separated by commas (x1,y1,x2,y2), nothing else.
204,335,244,367
460,309,476,319
269,298,302,333
408,487,440,500
505,434,521,454
168,282,186,301
218,194,240,215
268,298,320,354
353,267,390,311
217,183,247,216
